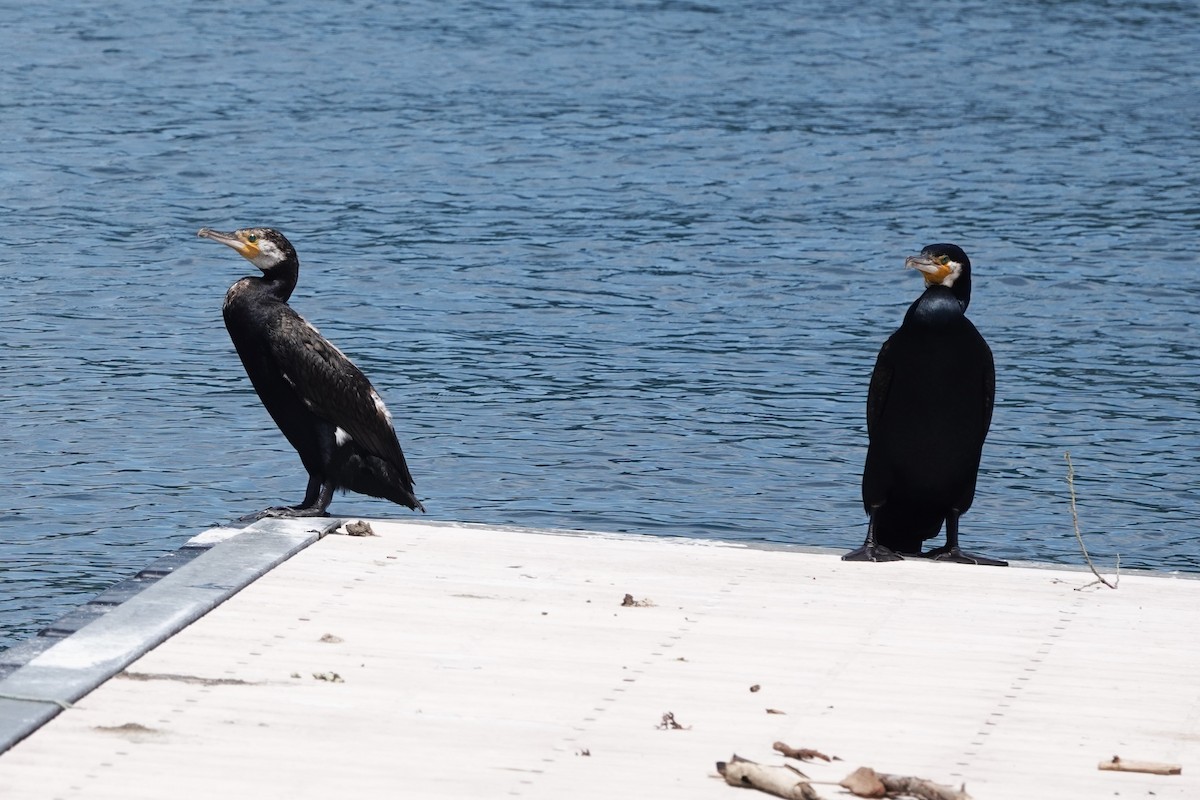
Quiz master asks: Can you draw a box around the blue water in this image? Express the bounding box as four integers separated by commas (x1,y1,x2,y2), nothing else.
2,0,1198,651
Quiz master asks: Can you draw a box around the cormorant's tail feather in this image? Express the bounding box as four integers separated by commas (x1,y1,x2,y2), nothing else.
871,504,942,555
338,453,425,512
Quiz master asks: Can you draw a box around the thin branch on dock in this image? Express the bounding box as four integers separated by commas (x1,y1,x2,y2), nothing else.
1064,451,1118,590
1098,755,1181,775
773,742,836,762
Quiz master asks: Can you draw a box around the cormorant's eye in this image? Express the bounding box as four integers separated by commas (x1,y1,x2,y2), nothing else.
247,233,259,243
934,255,949,266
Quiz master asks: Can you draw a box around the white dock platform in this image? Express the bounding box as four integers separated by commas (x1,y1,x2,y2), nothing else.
0,519,1196,799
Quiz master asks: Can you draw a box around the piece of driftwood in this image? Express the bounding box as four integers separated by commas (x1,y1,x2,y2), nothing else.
1098,756,1181,775
717,756,822,800
838,767,887,797
774,742,835,762
839,767,971,800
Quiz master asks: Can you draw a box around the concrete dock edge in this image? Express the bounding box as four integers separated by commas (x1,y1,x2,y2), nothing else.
0,517,337,754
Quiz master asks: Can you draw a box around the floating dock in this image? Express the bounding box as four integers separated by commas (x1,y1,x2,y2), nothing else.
0,519,1195,799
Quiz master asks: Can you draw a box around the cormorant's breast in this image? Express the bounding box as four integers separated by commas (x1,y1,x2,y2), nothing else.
906,286,966,328
224,277,253,306
221,277,330,469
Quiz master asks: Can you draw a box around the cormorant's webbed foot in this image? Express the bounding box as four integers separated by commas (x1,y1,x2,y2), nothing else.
243,479,334,521
923,510,1008,566
843,506,905,562
842,541,905,562
233,505,331,525
262,504,331,519
923,545,1008,567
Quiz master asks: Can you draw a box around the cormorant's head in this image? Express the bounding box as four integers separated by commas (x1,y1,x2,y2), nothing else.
905,243,969,287
197,227,298,274
905,243,972,309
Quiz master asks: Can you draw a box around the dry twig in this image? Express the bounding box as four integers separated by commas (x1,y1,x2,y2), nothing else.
1098,755,1181,775
773,742,836,762
1065,452,1118,590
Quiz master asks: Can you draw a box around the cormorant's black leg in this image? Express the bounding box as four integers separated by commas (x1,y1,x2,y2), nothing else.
842,506,905,562
923,509,1008,566
298,474,322,509
314,481,335,514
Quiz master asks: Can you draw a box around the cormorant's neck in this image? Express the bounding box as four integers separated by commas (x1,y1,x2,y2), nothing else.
257,259,299,302
906,285,967,327
946,272,971,311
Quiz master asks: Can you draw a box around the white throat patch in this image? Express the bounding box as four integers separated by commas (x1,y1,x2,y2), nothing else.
249,238,289,270
940,261,963,288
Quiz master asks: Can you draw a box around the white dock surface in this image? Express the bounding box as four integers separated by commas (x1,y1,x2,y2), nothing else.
0,520,1196,799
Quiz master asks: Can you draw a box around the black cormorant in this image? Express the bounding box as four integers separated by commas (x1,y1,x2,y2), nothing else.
197,226,424,518
844,243,1005,566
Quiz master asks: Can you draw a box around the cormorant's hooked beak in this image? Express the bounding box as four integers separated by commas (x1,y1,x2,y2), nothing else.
197,227,261,262
905,252,959,287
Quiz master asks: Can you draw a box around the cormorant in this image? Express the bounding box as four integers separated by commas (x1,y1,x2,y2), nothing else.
197,226,424,518
844,243,1006,566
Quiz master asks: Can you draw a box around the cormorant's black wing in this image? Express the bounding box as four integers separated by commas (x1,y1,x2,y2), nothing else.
269,310,413,479
979,331,996,439
865,334,896,439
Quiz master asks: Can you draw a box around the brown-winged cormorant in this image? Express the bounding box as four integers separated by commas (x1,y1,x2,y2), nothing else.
197,226,424,518
844,243,1006,566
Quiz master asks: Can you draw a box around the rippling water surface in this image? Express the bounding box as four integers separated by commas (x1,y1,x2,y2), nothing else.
2,0,1198,650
